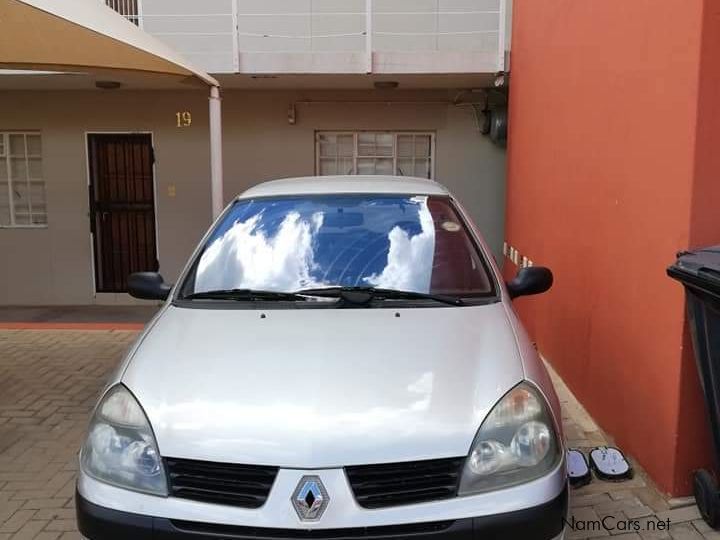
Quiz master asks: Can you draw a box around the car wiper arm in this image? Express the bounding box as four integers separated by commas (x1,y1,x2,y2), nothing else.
296,286,464,306
183,289,309,301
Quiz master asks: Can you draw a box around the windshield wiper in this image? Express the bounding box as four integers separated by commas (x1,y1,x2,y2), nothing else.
183,289,309,301
184,287,465,306
296,286,464,306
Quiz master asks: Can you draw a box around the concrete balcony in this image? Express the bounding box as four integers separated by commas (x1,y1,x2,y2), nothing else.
111,0,508,76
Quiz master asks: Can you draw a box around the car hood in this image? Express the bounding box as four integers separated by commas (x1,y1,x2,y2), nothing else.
122,302,525,468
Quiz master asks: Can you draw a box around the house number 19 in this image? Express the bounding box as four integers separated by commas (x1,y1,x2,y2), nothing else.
176,111,192,127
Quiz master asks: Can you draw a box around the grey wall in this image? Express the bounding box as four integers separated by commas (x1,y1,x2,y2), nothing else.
0,88,505,305
221,89,507,257
0,90,212,305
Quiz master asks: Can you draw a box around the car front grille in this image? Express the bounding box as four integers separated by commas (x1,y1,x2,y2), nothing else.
345,457,465,509
165,458,278,508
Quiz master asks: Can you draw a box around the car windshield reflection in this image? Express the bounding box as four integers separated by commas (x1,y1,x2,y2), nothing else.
180,194,493,301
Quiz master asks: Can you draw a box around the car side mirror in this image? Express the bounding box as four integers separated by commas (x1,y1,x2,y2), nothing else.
128,272,172,301
506,266,553,299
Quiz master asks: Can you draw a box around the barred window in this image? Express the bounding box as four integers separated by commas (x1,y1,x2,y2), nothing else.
316,132,434,179
0,132,47,227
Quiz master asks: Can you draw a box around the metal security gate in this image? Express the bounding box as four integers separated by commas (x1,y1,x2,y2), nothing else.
88,134,158,293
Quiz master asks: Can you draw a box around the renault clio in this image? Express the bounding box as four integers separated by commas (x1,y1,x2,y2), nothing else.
76,176,567,540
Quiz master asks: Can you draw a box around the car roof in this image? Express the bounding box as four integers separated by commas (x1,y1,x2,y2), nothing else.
237,175,450,199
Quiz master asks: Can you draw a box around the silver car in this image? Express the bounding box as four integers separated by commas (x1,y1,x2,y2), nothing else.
76,176,567,540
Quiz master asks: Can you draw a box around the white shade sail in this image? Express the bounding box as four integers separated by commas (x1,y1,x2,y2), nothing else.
0,0,218,87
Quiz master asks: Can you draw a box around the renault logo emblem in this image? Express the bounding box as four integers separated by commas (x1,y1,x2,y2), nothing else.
292,476,329,521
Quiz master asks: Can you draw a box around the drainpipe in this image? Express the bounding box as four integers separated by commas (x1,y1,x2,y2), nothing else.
209,85,224,219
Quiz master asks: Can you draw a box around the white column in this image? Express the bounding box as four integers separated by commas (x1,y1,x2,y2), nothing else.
365,0,373,73
498,0,507,71
209,85,224,220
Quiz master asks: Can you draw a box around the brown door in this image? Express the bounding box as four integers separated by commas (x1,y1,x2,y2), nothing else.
88,134,158,293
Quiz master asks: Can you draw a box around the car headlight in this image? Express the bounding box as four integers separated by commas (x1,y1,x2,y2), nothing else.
80,385,167,496
459,382,561,495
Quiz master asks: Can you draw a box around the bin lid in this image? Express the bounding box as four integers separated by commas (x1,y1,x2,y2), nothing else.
668,246,720,296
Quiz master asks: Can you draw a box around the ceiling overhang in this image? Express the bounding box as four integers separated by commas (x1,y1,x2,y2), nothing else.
0,0,218,87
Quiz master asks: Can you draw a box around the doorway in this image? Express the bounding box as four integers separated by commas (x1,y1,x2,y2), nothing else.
87,133,158,293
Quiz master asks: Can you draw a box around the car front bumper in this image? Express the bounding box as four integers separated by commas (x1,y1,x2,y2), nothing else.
76,486,567,540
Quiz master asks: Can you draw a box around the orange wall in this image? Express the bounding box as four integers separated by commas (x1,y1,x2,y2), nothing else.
692,0,720,249
506,0,716,496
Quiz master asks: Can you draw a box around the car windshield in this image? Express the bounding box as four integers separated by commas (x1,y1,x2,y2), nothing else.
179,194,494,299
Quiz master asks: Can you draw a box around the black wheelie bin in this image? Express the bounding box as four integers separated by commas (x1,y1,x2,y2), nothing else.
668,247,720,529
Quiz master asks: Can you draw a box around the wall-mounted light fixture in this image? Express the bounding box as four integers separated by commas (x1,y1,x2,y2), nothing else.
95,80,121,90
374,81,399,90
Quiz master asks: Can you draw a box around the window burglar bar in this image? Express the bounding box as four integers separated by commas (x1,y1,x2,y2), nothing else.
0,132,47,228
316,132,435,180
105,0,141,26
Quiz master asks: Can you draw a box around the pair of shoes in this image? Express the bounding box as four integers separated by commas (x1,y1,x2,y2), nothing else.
567,446,633,487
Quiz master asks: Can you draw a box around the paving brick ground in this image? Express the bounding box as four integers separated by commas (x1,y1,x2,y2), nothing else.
551,368,711,540
0,330,137,540
0,329,711,539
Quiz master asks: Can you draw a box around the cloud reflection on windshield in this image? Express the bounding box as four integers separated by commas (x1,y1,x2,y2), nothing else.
193,197,436,294
364,200,435,292
195,211,327,292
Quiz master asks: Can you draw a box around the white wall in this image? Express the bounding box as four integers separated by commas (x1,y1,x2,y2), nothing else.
138,0,505,74
0,88,505,305
141,0,236,73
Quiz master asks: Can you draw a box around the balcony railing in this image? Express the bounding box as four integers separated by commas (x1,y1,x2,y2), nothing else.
108,0,507,75
105,0,141,26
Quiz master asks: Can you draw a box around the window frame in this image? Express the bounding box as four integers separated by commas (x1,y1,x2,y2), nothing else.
0,131,47,229
315,131,436,180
